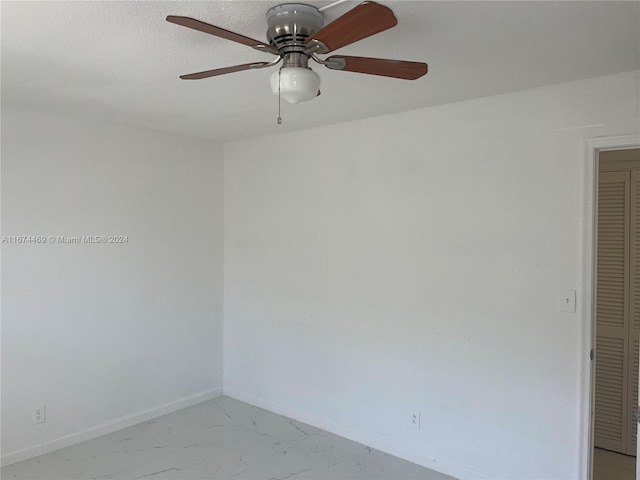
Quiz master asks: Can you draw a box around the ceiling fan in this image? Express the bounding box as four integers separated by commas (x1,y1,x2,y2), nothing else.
166,1,428,104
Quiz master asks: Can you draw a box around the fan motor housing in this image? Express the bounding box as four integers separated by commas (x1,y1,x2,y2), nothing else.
266,3,324,53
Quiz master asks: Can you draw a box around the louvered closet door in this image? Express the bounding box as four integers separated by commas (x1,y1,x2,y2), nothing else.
627,169,640,455
595,170,630,453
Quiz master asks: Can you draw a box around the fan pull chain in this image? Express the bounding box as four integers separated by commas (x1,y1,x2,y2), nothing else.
277,68,283,125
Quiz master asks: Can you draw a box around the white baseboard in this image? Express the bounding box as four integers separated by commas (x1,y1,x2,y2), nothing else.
1,387,223,467
223,386,490,480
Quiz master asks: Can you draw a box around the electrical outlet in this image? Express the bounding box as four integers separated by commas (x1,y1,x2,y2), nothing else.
410,411,420,430
32,404,46,424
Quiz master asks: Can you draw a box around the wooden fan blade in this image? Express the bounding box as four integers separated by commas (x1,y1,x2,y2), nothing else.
325,56,428,80
305,2,397,54
166,16,277,54
180,62,270,80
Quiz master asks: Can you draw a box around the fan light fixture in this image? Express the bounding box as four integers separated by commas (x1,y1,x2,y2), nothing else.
166,1,429,111
270,67,320,104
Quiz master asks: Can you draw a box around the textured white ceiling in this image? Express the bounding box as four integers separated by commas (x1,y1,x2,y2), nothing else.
2,1,639,142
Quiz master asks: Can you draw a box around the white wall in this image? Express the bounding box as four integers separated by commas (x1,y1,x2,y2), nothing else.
224,70,640,479
1,106,224,464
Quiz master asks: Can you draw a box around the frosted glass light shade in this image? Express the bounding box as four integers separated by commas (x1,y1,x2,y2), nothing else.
270,67,320,104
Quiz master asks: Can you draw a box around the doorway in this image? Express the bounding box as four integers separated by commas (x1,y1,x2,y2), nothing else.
593,148,640,480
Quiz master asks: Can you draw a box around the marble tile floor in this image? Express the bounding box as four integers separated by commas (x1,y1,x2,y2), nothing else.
2,396,456,480
593,447,635,480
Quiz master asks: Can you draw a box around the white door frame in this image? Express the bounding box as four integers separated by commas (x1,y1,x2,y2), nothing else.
581,134,640,480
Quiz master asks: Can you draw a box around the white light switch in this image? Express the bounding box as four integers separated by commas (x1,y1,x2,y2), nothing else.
559,290,576,313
